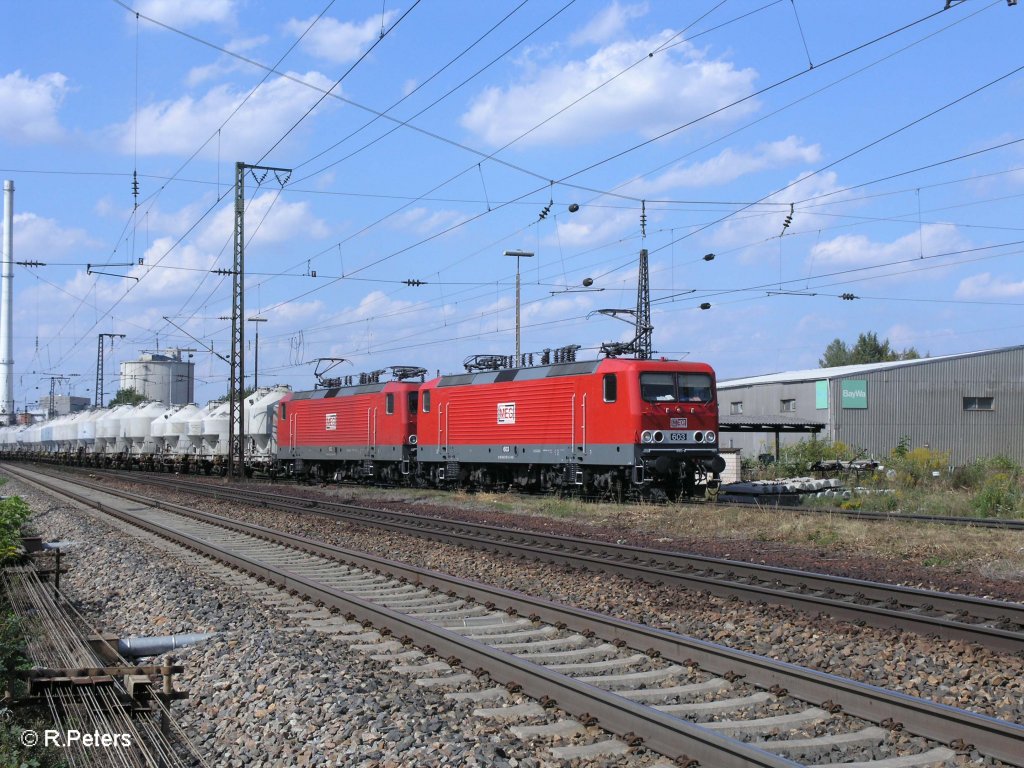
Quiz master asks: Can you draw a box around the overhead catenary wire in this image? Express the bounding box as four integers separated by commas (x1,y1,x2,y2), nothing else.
256,0,423,164
84,0,975,326
42,0,343,384
255,0,996,315
24,1,1024,397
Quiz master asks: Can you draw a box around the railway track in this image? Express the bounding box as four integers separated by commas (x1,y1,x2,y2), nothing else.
11,454,1024,531
57,466,1024,656
5,462,1024,768
706,495,1024,531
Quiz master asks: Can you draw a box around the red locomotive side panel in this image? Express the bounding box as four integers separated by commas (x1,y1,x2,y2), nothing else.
416,357,721,496
426,377,580,449
277,382,418,482
418,358,717,453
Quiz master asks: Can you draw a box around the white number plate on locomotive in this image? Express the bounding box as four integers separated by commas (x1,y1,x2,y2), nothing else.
666,430,692,442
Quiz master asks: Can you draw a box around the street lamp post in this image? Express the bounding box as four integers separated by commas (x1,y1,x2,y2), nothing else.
503,250,534,363
248,317,267,390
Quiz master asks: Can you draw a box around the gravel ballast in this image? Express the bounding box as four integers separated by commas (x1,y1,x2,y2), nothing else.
116,479,1024,728
8,474,684,767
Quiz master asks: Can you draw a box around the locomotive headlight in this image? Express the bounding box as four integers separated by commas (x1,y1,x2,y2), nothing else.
653,431,664,443
694,431,704,442
409,434,418,445
705,431,716,443
641,431,653,443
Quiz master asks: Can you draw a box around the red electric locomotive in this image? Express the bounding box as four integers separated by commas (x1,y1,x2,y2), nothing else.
415,355,724,499
277,367,424,483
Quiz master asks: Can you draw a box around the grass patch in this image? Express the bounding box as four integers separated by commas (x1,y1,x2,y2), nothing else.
318,470,1024,581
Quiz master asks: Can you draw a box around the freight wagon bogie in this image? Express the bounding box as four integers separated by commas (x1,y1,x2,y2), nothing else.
281,455,411,486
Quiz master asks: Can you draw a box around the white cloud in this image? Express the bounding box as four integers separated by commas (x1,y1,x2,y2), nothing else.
521,292,594,331
131,239,214,295
11,212,97,259
460,32,757,146
570,2,649,46
112,71,338,157
808,223,965,269
135,0,235,26
712,170,843,256
554,207,635,248
268,300,325,324
196,192,330,253
284,12,396,64
302,289,435,357
955,272,1024,299
57,238,213,308
0,71,68,144
186,37,268,86
637,136,822,193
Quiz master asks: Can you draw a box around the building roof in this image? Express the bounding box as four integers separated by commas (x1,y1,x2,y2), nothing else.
717,345,1024,389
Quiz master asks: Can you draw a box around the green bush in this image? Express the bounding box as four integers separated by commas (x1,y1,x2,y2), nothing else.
0,719,68,768
886,446,949,488
0,611,29,697
0,496,31,563
950,455,1021,491
971,472,1023,517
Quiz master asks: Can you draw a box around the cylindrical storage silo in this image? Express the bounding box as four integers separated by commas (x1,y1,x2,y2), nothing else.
119,351,195,405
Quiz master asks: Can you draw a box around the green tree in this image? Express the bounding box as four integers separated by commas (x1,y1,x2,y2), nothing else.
819,332,921,367
107,387,147,407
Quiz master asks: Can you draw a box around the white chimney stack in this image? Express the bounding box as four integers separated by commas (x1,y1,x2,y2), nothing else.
1,180,14,425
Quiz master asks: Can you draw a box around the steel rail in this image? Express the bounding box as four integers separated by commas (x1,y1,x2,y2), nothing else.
7,464,1024,768
5,464,793,768
11,452,1024,531
89,469,1024,654
705,495,1024,531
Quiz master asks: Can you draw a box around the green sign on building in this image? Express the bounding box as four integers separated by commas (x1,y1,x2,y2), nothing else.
841,379,867,409
815,380,828,409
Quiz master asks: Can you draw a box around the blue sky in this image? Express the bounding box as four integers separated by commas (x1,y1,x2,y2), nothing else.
2,0,1023,409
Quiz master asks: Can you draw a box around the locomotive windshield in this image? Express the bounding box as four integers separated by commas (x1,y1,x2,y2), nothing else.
640,372,713,403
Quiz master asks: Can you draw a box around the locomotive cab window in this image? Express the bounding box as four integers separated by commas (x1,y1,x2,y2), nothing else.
679,373,713,403
641,373,675,401
386,393,394,415
603,374,617,403
640,372,713,403
280,403,287,420
422,390,430,413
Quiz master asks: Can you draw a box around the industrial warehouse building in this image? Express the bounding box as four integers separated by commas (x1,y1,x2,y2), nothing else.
716,345,1024,466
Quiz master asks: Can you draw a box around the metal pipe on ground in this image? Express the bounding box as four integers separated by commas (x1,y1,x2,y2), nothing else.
118,633,216,658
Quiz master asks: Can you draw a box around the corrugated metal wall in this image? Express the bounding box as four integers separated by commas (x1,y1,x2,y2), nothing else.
718,347,1024,465
718,381,819,456
832,348,1024,465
